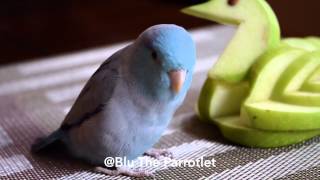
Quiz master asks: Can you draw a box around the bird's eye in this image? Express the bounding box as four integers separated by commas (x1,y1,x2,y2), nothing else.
151,51,161,64
151,51,157,59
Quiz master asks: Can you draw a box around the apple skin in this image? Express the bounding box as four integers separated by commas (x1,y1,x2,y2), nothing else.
247,40,319,104
182,0,280,82
301,61,320,92
306,67,320,83
279,91,320,106
245,46,305,103
302,82,320,92
280,38,320,93
282,38,319,51
306,37,320,48
244,49,320,130
183,0,280,121
214,116,320,148
245,101,320,131
183,0,320,147
272,51,320,106
244,51,320,131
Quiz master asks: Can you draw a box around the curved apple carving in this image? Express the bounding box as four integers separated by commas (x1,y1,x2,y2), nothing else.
183,0,320,147
183,0,280,82
214,116,320,148
301,67,320,92
183,0,280,121
244,49,320,131
218,46,320,147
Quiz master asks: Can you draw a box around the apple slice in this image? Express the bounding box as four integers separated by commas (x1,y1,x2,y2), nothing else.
272,52,320,106
245,46,305,103
282,38,319,51
214,116,320,148
301,67,320,92
197,78,249,121
302,82,320,92
306,37,320,48
245,101,320,130
183,0,280,120
279,91,320,106
243,49,320,130
244,51,320,130
307,67,320,83
182,0,280,82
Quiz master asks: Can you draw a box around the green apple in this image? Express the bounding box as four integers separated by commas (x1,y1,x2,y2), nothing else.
283,40,320,93
277,38,320,98
182,0,280,82
243,49,320,130
301,67,320,92
302,82,320,92
282,38,319,51
306,37,320,48
197,78,249,121
307,67,320,83
280,91,320,106
214,116,320,148
245,46,305,103
272,52,320,106
183,0,280,120
245,101,320,130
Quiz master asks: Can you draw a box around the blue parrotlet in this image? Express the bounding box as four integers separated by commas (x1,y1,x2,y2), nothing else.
32,24,196,177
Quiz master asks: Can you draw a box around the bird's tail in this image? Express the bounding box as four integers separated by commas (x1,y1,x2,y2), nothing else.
31,129,65,153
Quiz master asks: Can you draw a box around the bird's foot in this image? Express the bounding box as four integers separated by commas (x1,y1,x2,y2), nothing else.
144,148,174,159
94,166,154,177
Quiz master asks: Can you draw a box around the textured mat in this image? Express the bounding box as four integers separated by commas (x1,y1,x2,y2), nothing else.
0,26,319,180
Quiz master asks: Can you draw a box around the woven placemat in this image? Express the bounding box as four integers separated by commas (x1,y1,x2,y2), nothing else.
0,25,319,180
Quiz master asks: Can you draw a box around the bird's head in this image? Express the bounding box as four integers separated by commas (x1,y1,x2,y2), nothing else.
129,24,196,101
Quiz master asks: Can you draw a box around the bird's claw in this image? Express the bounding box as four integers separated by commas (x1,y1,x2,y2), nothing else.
144,148,174,159
95,166,154,178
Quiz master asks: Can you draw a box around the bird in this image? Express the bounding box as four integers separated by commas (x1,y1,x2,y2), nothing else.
31,24,196,177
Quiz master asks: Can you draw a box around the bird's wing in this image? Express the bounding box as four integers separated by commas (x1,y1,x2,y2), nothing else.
60,48,126,130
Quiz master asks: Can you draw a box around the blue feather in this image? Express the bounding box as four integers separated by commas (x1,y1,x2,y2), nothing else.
32,24,196,168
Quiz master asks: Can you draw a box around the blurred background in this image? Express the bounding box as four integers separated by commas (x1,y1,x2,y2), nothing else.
1,0,319,64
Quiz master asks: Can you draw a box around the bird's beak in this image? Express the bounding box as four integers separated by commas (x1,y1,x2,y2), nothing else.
168,69,186,94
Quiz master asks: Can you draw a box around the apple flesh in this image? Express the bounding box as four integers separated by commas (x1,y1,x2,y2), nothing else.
183,1,320,147
245,46,305,103
301,66,320,92
197,78,249,121
245,101,320,130
214,116,320,148
272,52,320,106
302,82,320,92
280,38,320,93
244,51,320,131
182,0,280,82
183,0,280,120
282,38,319,51
306,37,320,48
307,67,320,83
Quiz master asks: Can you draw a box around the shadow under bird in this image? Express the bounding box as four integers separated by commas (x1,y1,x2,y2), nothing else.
32,24,196,177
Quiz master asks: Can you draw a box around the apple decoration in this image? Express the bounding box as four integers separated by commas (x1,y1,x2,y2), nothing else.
245,51,320,131
183,0,320,147
215,116,320,148
183,0,280,121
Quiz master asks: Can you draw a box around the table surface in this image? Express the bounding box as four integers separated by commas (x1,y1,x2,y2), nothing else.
0,25,319,180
